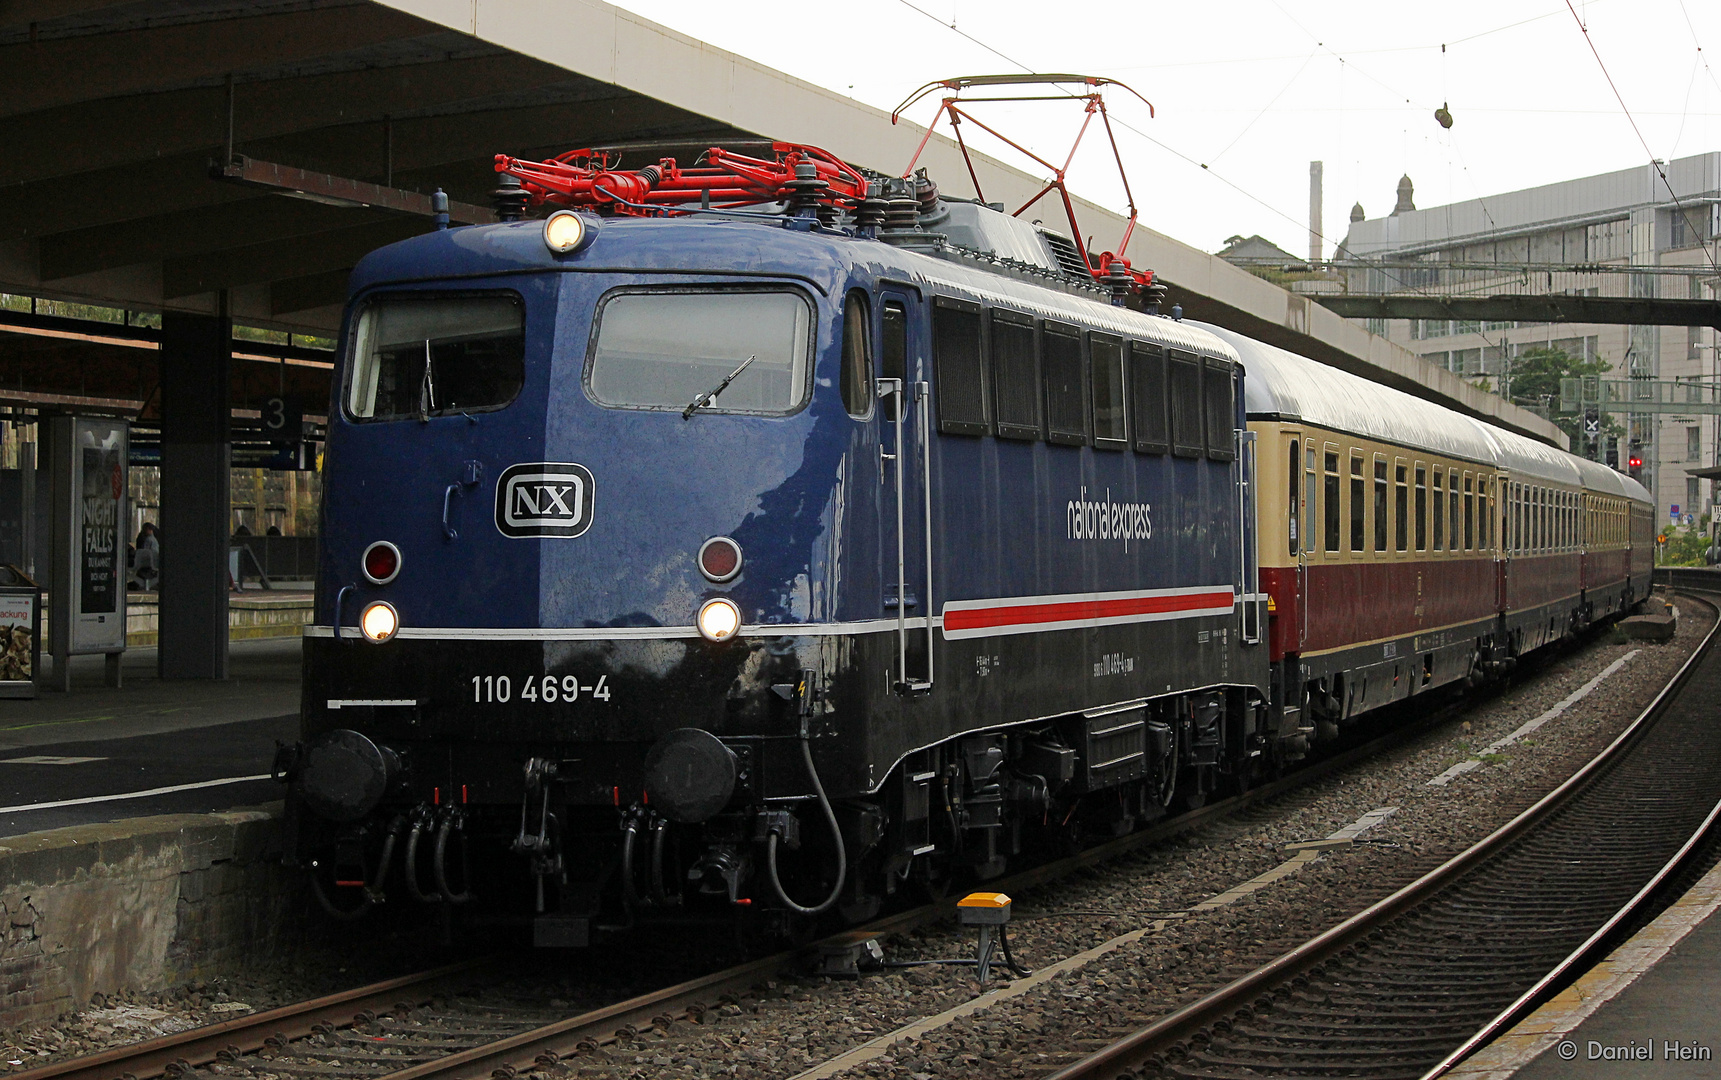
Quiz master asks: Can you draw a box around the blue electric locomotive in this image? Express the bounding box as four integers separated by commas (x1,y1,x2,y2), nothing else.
282,151,1278,941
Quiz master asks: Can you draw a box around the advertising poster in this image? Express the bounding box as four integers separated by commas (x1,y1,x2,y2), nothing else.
81,445,121,614
0,590,36,695
69,419,127,654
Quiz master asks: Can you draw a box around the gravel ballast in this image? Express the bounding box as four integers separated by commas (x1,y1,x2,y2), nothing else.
0,597,1707,1079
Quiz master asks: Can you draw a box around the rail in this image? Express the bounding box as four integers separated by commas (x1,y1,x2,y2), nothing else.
1044,591,1721,1080
13,614,1643,1080
9,959,491,1080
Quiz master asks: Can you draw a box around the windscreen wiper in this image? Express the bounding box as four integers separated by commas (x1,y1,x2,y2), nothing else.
418,339,438,422
682,355,756,420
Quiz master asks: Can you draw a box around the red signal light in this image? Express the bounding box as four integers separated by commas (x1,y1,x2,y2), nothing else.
697,536,743,583
362,541,401,584
1628,457,1643,470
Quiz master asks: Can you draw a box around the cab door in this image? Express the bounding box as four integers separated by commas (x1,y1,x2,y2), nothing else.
876,289,932,694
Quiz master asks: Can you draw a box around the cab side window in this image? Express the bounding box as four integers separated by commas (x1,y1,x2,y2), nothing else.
840,291,872,418
881,301,907,384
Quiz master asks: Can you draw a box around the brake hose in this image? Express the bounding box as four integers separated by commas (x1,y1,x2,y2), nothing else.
764,733,847,916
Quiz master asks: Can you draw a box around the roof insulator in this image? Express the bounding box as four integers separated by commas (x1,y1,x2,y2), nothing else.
492,173,529,222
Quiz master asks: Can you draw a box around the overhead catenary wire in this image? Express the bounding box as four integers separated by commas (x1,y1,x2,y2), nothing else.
1562,0,1720,277
884,0,1490,306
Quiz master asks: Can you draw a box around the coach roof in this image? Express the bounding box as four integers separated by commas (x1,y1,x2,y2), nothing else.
1205,324,1500,466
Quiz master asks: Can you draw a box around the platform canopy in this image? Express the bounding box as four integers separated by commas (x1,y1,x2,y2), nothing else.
0,0,1567,446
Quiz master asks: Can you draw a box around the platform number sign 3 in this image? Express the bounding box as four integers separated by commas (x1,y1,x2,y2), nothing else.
262,396,302,450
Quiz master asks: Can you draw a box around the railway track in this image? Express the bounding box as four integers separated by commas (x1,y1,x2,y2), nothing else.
10,613,1645,1080
1045,590,1721,1080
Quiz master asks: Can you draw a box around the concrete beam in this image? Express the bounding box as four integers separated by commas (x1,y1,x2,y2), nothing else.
0,0,137,30
1317,294,1721,331
40,197,401,282
0,53,610,188
163,218,430,298
379,0,1568,449
0,4,435,118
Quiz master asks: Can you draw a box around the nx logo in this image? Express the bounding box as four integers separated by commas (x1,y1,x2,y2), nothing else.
495,462,595,539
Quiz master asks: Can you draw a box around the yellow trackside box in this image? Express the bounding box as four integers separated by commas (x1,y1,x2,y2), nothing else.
958,892,1011,925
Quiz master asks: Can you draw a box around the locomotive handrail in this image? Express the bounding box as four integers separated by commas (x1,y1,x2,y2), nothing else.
917,379,936,692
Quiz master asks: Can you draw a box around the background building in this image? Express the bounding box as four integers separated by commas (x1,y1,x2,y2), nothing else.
1336,154,1721,526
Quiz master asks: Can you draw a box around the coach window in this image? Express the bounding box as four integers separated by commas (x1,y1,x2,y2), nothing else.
1463,475,1474,551
933,298,988,435
1091,333,1128,449
1518,484,1527,553
1449,471,1461,552
1204,359,1237,460
1374,457,1389,552
1349,454,1365,552
991,310,1040,439
1515,484,1524,553
1395,462,1409,552
1432,470,1445,551
1415,466,1428,550
1130,343,1169,454
1481,479,1492,550
840,291,872,418
1306,447,1319,553
1043,322,1087,445
1324,450,1341,553
1288,439,1301,555
1169,350,1204,458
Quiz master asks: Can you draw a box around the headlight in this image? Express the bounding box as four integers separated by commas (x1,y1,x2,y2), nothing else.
696,597,741,643
543,210,590,254
360,601,399,643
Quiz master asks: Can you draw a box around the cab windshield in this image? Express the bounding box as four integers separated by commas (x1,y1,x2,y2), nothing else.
588,288,813,415
346,293,525,421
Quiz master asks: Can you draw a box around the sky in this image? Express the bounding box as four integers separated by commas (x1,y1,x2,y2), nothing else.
606,0,1721,261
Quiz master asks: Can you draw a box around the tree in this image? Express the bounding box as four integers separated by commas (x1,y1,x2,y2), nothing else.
1506,346,1620,448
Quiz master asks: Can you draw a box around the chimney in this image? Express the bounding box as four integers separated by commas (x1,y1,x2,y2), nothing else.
1308,161,1323,264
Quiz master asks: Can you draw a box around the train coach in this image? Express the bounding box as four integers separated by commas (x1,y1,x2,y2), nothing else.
278,143,1651,945
1205,329,1653,737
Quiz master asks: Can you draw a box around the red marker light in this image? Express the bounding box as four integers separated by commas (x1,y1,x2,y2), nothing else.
433,786,440,805
362,541,401,585
461,784,468,805
698,536,743,583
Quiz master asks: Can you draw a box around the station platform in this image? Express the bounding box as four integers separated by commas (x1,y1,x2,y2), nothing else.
0,637,299,838
1452,858,1721,1078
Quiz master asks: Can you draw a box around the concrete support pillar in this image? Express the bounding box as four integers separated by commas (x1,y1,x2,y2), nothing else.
158,310,231,680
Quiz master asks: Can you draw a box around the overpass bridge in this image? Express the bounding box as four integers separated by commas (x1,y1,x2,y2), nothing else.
0,0,1566,679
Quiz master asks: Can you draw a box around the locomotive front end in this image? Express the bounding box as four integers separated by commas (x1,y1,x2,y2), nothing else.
282,216,863,942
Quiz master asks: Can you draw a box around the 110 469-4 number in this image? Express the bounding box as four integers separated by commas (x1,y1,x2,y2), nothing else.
471,674,611,704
